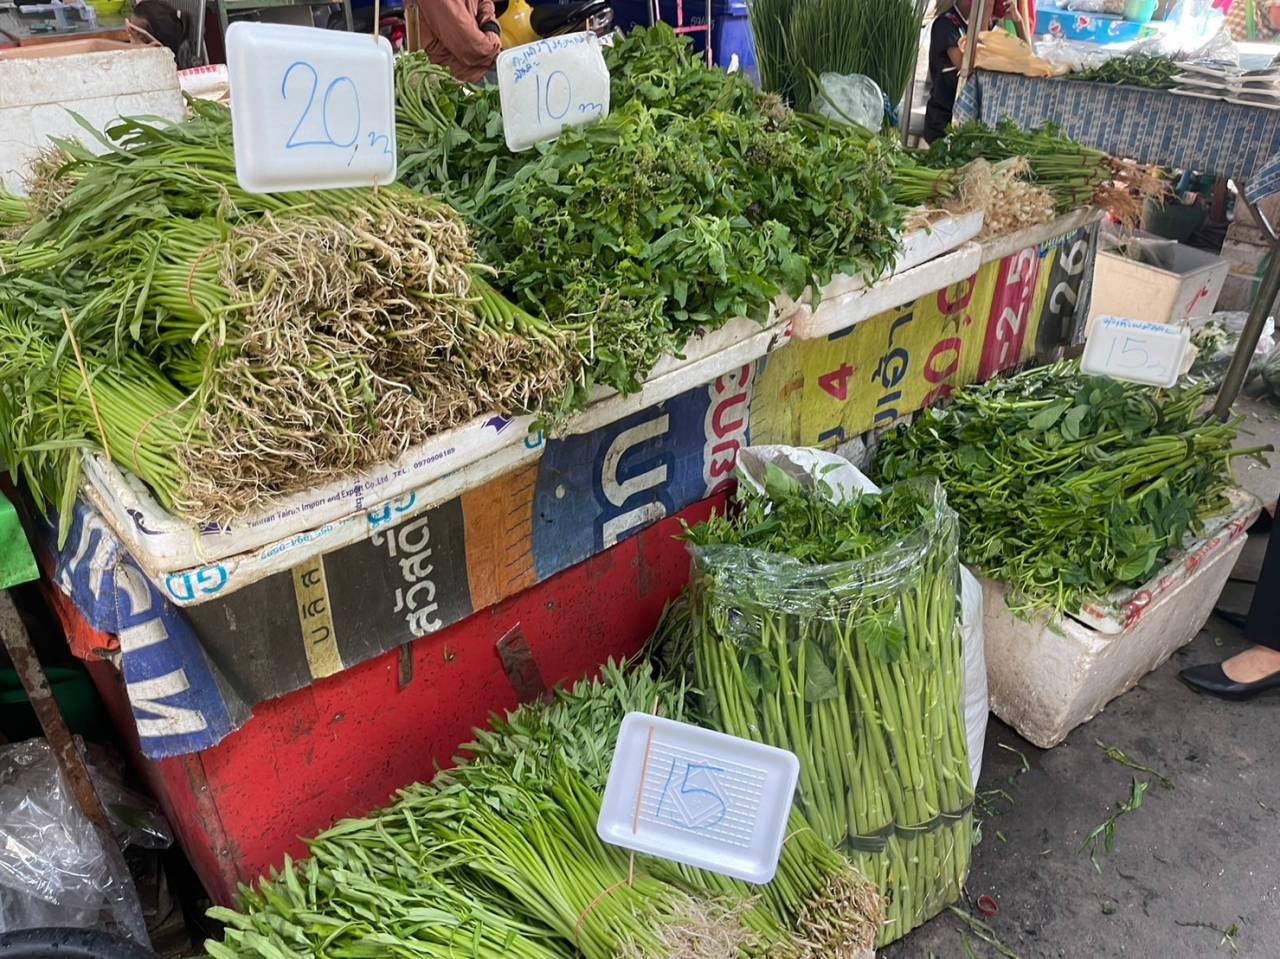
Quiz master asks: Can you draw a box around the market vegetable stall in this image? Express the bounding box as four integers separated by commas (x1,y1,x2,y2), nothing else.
955,70,1280,416
0,25,1121,950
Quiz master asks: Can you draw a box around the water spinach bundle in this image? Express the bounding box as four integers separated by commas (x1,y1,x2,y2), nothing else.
681,475,972,945
876,362,1264,615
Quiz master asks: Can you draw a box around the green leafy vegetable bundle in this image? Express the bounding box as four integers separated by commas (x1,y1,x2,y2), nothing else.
1074,53,1179,90
927,119,1113,213
876,363,1264,615
204,663,883,959
0,105,575,529
679,476,971,946
748,0,925,111
395,26,955,413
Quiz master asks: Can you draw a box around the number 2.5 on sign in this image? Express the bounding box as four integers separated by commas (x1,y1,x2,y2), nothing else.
226,22,397,194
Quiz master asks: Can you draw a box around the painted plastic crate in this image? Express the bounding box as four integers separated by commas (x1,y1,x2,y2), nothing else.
48,365,755,760
48,494,726,905
983,489,1259,749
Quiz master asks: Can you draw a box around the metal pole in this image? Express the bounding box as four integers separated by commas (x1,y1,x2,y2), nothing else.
961,0,991,78
1212,250,1280,418
0,590,112,834
899,0,931,148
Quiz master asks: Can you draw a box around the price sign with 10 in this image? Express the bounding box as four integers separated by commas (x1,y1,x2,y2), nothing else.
226,22,397,194
497,32,611,152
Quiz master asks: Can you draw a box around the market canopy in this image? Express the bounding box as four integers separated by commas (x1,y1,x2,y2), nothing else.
956,74,1280,203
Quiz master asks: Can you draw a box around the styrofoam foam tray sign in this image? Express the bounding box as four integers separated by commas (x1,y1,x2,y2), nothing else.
598,714,799,884
1082,317,1190,388
81,410,539,573
227,23,397,193
498,32,609,151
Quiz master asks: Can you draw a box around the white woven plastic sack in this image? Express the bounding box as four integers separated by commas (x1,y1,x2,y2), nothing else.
736,445,989,787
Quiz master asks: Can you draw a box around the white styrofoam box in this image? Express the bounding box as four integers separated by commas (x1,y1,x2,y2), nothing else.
776,211,984,330
597,713,799,884
983,488,1259,749
976,208,1104,267
571,314,790,436
81,409,541,573
88,437,543,606
0,47,185,196
1087,227,1230,334
788,242,982,340
80,313,790,579
1073,488,1259,634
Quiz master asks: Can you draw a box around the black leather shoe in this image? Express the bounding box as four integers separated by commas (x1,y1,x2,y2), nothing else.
1178,663,1280,701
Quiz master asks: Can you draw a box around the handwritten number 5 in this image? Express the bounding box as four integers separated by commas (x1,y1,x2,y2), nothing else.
656,759,727,831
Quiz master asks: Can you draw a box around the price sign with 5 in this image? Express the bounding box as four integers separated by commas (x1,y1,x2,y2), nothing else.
227,22,396,194
1081,316,1190,388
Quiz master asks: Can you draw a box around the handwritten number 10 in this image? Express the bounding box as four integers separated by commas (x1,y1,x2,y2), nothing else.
534,70,572,124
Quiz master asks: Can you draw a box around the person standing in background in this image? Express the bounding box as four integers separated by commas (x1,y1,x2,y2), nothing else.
923,0,1031,144
1181,516,1280,700
415,0,502,84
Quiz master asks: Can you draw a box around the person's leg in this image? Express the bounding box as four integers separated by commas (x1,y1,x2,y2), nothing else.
1181,518,1280,698
1221,523,1280,680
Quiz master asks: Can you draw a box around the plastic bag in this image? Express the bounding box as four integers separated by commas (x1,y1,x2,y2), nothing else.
1187,311,1275,388
814,73,884,131
0,739,170,943
737,446,989,784
693,445,973,946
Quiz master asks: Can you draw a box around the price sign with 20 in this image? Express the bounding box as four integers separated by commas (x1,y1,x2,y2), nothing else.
227,22,397,194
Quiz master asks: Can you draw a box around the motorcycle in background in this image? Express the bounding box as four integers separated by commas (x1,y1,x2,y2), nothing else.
495,0,614,49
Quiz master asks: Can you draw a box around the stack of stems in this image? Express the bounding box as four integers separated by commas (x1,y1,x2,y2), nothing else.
686,481,972,945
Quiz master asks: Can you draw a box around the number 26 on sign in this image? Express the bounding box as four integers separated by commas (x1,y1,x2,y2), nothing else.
226,22,397,194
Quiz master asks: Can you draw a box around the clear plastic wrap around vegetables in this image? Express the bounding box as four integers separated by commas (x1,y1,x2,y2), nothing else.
682,475,972,946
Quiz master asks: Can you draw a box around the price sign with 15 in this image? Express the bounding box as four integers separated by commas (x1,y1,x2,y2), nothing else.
1081,316,1190,388
226,22,397,194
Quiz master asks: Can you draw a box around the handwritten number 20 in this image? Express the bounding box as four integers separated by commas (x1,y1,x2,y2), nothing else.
283,61,362,150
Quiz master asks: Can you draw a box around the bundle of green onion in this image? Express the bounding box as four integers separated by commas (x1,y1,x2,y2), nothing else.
748,0,924,112
877,362,1265,615
679,475,972,945
204,663,883,959
927,120,1114,213
0,104,577,529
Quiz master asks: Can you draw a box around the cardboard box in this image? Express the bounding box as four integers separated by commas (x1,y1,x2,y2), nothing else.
1088,228,1230,332
0,47,184,195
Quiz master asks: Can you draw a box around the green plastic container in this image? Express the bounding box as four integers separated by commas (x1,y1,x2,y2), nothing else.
1124,0,1158,23
0,667,109,742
